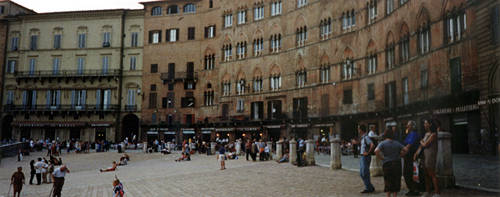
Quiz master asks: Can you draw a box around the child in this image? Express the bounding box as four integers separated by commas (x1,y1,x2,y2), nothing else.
113,179,125,197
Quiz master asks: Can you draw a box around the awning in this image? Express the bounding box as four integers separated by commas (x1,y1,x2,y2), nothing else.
90,122,114,127
236,127,260,131
291,124,310,128
201,128,214,134
146,131,158,135
265,125,284,129
12,121,87,128
182,128,195,134
312,123,334,128
164,131,176,135
215,128,234,132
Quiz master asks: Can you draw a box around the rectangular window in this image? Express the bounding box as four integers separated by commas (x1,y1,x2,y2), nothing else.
103,32,111,47
236,99,244,112
320,18,332,40
188,27,195,40
296,27,307,47
149,31,161,44
6,60,16,74
204,91,214,106
368,0,378,24
421,69,428,89
130,56,137,70
151,64,158,73
367,83,375,101
385,82,396,109
149,92,157,109
47,90,61,109
29,59,36,75
151,7,162,16
268,100,282,119
54,34,62,49
52,57,60,75
30,35,38,50
162,97,168,108
127,89,136,106
223,44,232,61
205,25,216,38
271,1,282,16
11,37,19,51
254,6,264,21
71,90,87,109
402,77,409,105
181,97,195,108
77,57,84,75
167,92,175,108
238,10,247,24
78,33,86,48
293,97,308,120
343,89,353,104
205,54,215,70
386,0,394,15
450,58,462,93
224,14,233,28
237,42,247,59
297,0,307,8
251,101,264,120
102,56,109,74
167,29,179,42
150,84,157,91
0,6,4,14
6,90,14,105
131,32,139,47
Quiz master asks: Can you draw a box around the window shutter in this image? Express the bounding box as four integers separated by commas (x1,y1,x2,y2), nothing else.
22,91,27,106
56,90,61,107
158,30,162,42
82,90,86,105
149,31,153,43
46,90,51,107
96,90,101,108
204,27,208,38
176,28,180,41
32,91,37,108
166,29,170,42
71,90,75,107
213,25,216,36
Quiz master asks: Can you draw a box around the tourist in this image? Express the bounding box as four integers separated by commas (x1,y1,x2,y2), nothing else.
414,119,440,197
175,152,190,162
113,178,125,197
368,125,378,137
297,138,305,167
100,161,117,172
375,129,408,197
52,165,69,197
29,160,36,185
11,166,25,197
218,144,226,170
42,158,49,183
354,124,375,193
47,160,55,183
251,140,257,161
245,140,251,161
403,120,421,196
34,158,45,185
264,143,270,161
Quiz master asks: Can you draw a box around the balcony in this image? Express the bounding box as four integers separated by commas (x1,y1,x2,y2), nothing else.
160,72,198,83
4,104,120,113
124,105,138,112
14,69,120,84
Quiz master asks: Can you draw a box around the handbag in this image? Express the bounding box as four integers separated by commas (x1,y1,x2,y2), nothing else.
412,161,420,183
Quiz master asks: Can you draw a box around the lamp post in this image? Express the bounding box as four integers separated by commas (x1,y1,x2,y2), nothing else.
154,109,159,142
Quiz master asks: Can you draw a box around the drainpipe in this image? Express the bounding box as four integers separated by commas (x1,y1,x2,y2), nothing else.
115,11,126,143
0,19,9,139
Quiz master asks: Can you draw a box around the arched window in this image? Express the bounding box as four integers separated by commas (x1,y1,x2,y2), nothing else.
151,6,162,16
184,4,196,13
167,5,179,14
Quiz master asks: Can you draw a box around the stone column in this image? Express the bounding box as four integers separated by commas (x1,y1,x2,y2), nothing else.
330,137,342,169
289,139,297,165
437,131,455,188
267,141,273,160
305,140,315,165
210,142,216,155
235,140,241,155
369,136,383,177
143,142,147,153
275,141,283,161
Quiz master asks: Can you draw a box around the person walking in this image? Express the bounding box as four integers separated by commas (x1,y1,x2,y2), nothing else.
403,120,421,196
218,144,226,170
52,165,70,197
245,140,251,161
414,119,440,197
354,124,375,193
11,166,25,197
297,138,305,167
375,129,408,197
251,140,257,161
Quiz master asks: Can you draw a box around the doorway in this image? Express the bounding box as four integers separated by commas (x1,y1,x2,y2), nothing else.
95,128,106,142
20,128,30,141
70,128,81,140
1,115,13,140
341,120,357,141
122,114,140,141
45,128,56,140
452,123,469,154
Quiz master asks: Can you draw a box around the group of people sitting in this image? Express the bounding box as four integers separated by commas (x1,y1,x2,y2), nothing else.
99,154,130,173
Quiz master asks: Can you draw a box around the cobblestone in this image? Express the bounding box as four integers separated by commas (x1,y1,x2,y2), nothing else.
0,151,497,197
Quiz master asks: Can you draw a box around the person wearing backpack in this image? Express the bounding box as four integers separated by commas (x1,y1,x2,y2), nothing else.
355,124,375,194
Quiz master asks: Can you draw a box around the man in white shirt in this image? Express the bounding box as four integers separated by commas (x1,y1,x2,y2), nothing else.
34,158,46,185
368,125,378,137
52,165,69,197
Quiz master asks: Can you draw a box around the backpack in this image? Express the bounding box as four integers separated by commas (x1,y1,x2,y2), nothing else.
363,136,377,156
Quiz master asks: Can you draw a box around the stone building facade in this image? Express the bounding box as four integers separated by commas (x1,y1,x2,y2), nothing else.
1,9,143,142
141,0,497,154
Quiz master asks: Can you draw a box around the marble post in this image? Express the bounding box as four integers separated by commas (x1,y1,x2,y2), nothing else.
143,142,147,153
210,142,216,155
305,140,315,165
330,137,342,169
437,131,455,188
267,141,273,160
289,139,297,165
235,140,241,155
275,141,283,161
369,136,383,177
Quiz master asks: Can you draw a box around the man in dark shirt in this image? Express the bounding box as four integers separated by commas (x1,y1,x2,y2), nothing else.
11,166,25,197
403,120,421,196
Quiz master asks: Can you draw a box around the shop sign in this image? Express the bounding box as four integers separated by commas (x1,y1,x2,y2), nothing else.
236,127,259,131
91,123,111,127
215,128,234,132
147,131,158,135
433,104,479,115
163,131,176,135
313,123,334,127
182,128,195,134
291,124,309,128
265,125,283,129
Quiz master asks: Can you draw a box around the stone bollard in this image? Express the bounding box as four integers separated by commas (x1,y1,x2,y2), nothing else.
330,138,342,169
210,142,216,155
437,131,455,188
275,141,283,161
167,142,172,152
235,140,241,155
305,140,315,165
143,142,147,153
369,136,383,177
289,139,297,165
267,141,273,160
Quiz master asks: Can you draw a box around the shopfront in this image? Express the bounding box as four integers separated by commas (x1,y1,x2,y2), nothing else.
265,125,283,141
200,128,214,142
182,128,196,141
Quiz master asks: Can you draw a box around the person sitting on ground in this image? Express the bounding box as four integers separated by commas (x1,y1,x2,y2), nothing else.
118,157,128,166
161,147,171,155
100,161,117,173
112,178,125,197
278,153,289,163
175,152,190,162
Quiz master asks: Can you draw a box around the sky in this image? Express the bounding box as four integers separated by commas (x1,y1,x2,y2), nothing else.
11,0,145,13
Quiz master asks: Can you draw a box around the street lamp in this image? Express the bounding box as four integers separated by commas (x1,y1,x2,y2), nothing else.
154,109,159,141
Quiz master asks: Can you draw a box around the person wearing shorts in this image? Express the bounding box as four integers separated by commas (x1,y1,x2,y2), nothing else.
218,145,226,170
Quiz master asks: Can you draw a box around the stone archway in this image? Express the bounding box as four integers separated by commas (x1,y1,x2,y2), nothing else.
1,115,14,140
122,114,140,141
